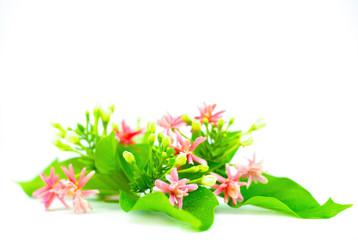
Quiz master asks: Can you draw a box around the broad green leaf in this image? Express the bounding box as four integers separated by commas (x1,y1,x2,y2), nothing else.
119,187,219,231
18,158,90,197
84,173,131,195
94,131,119,174
229,174,352,218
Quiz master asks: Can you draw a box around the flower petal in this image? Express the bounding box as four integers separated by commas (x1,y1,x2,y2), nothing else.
210,172,227,184
191,154,207,165
189,137,207,151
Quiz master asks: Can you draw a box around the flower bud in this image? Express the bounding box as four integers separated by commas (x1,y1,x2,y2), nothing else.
123,151,135,165
100,109,111,123
148,134,156,145
93,105,101,117
51,123,66,135
184,166,200,173
218,119,224,130
253,118,266,130
181,114,192,125
202,175,217,187
240,134,254,146
229,118,235,126
147,122,156,134
108,104,115,113
161,152,168,159
52,137,72,151
174,153,187,167
162,136,171,149
199,165,209,172
203,117,209,125
112,122,119,130
65,131,79,144
191,120,201,133
157,132,164,143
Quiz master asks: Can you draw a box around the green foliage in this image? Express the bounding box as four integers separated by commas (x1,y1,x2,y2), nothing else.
84,173,130,195
119,187,219,231
94,131,120,174
228,174,352,218
52,106,115,161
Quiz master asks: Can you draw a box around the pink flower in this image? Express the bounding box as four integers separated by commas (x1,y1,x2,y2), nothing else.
52,164,99,214
211,164,246,205
157,113,185,139
32,167,69,210
114,120,145,145
172,130,208,165
195,103,225,125
235,153,268,188
155,168,198,209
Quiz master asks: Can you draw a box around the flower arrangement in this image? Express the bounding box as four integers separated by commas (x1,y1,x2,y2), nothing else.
19,103,352,231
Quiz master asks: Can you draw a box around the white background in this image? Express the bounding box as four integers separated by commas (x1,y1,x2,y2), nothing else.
0,0,357,239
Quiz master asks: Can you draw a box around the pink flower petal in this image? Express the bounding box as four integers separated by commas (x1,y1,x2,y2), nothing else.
170,168,179,182
182,184,198,192
210,172,227,184
189,137,207,151
191,154,208,165
155,179,171,193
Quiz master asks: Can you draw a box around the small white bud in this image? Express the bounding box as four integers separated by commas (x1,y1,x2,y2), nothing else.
254,118,266,130
202,175,217,187
65,131,79,144
240,134,254,146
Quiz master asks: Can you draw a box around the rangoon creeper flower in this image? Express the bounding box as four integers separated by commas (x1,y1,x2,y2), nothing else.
172,130,208,165
52,164,99,214
157,113,185,140
155,168,198,209
211,164,246,205
114,120,145,145
235,153,268,188
195,103,225,126
32,167,69,210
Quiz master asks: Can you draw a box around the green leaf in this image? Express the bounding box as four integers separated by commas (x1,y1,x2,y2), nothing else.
84,173,131,195
119,187,219,231
117,143,149,181
229,174,352,218
18,158,90,197
94,131,119,174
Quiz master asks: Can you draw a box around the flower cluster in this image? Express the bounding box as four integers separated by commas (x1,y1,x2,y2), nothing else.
155,168,198,209
32,103,267,212
151,103,267,208
32,164,99,213
22,103,352,229
210,153,267,205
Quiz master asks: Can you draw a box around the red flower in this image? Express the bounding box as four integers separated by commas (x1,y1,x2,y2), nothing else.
114,120,144,145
